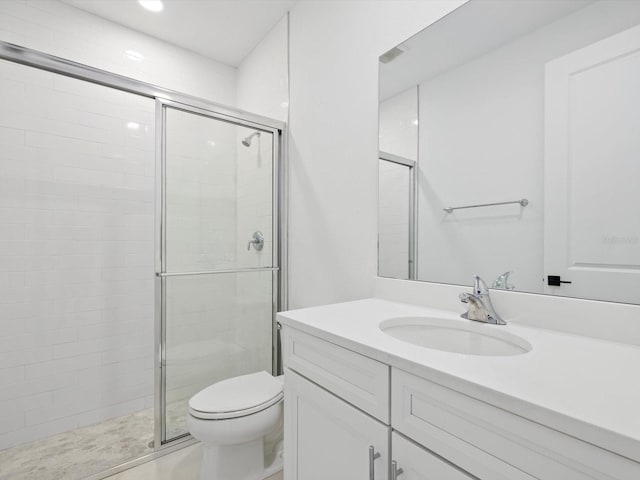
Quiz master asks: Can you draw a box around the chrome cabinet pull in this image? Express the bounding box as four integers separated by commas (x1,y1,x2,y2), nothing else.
392,460,404,479
368,445,381,480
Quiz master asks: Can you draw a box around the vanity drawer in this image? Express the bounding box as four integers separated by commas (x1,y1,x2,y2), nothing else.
283,327,389,423
392,368,640,480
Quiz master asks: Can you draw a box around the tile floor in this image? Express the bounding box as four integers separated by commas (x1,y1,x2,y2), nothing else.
105,443,283,480
0,402,188,480
0,409,153,480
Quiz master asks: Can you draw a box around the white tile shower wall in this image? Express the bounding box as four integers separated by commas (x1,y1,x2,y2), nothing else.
287,0,466,308
378,88,418,280
234,133,274,372
0,61,155,450
0,0,237,105
236,130,274,271
164,109,238,272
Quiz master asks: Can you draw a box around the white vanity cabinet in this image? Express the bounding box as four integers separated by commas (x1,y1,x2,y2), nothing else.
391,432,475,480
282,327,497,480
285,369,476,480
282,325,640,480
284,369,389,480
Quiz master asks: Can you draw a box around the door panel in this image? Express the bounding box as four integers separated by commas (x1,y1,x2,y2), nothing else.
544,24,640,303
163,271,273,440
158,103,279,444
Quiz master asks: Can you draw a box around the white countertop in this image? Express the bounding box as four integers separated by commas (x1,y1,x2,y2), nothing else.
277,298,640,463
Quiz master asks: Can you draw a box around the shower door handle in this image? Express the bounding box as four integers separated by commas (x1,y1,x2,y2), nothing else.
247,231,264,251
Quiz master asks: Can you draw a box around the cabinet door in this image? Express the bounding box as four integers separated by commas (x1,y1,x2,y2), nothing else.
392,432,474,480
285,369,390,480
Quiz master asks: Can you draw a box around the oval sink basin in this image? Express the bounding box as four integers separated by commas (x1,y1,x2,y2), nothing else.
380,316,531,356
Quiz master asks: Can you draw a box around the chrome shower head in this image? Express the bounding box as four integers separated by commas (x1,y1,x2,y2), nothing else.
241,131,260,147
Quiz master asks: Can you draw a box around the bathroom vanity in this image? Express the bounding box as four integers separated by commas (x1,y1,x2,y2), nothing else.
278,280,640,480
312,1,640,477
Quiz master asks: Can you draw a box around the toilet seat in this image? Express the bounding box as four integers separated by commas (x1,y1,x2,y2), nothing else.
189,371,283,420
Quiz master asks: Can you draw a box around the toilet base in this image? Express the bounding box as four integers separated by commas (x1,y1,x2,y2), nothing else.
263,438,284,478
199,437,283,480
201,440,263,480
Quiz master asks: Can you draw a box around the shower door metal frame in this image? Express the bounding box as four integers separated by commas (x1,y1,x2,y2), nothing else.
0,40,288,476
154,98,284,449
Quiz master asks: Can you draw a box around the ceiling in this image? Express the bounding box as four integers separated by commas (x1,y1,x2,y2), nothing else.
61,0,296,67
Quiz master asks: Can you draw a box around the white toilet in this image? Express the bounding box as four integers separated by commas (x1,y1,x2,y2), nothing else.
187,371,284,480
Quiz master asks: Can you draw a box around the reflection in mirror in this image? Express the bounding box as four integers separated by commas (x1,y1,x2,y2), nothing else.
378,153,415,280
378,0,640,304
378,86,418,280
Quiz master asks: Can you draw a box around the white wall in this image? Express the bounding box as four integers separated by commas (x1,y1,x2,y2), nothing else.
415,0,640,293
287,0,465,308
237,15,289,122
379,87,418,161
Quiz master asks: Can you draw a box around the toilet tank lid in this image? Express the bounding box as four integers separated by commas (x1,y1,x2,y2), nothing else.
189,371,283,414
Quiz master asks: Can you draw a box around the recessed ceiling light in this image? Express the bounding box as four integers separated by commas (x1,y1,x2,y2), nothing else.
126,122,141,130
138,0,164,13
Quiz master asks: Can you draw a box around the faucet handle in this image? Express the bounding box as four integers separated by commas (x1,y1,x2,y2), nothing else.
459,292,473,303
472,275,489,295
492,271,515,290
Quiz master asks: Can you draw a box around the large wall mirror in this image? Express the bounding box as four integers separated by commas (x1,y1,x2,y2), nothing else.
378,0,640,304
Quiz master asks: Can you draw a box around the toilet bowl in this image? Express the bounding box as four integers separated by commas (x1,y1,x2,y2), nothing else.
187,371,284,480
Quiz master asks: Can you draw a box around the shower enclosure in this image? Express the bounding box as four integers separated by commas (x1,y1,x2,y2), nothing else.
157,101,281,445
0,42,285,480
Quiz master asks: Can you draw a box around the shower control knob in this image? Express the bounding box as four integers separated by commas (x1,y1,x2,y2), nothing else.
247,231,264,251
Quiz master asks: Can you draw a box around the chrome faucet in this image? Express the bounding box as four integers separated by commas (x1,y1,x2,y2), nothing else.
459,275,506,325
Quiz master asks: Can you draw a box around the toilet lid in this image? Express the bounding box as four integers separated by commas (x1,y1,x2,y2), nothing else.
189,371,283,420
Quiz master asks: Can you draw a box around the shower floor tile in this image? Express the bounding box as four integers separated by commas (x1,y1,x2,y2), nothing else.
0,408,154,480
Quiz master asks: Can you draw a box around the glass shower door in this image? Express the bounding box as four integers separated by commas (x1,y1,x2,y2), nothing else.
378,153,416,280
157,101,279,445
